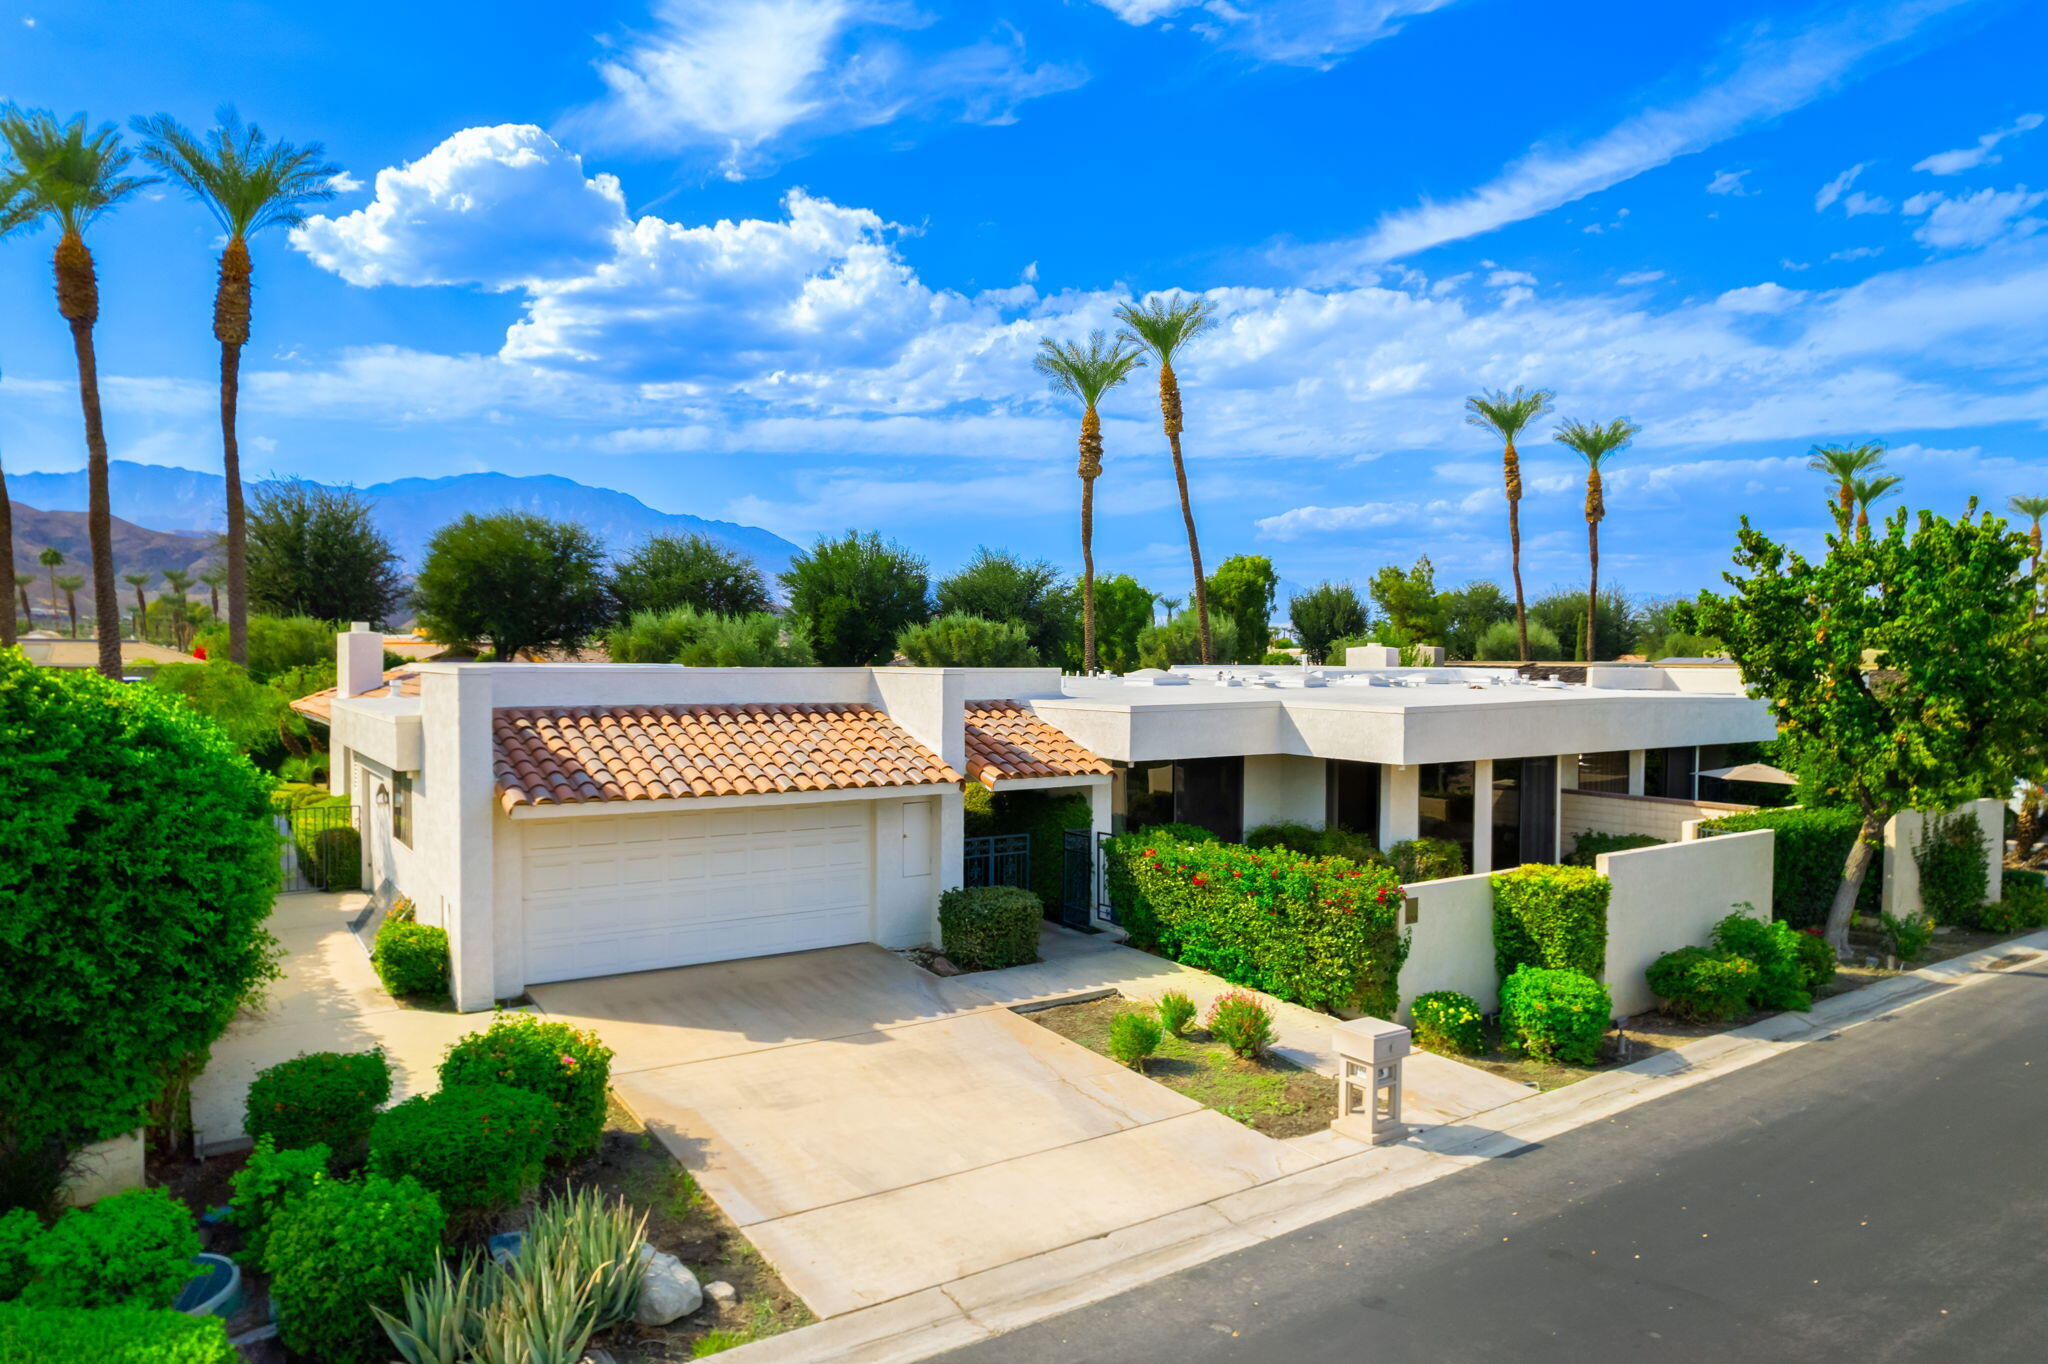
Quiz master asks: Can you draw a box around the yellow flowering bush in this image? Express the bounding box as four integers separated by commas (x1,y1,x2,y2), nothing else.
1409,990,1484,1055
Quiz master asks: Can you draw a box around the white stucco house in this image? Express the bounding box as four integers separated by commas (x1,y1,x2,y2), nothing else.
302,628,1775,1011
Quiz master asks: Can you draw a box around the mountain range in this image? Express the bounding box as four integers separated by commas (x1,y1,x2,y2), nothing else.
9,502,217,596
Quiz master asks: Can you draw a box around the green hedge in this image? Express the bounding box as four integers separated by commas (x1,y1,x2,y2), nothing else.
1389,837,1464,883
1699,807,1879,928
368,1084,555,1220
1913,811,1988,927
440,1014,615,1163
244,1048,391,1163
1500,967,1609,1064
0,1302,236,1364
19,1189,201,1311
1564,831,1663,867
295,823,362,892
1245,822,1386,865
1105,831,1408,1016
1491,865,1609,981
973,789,1092,915
938,885,1042,970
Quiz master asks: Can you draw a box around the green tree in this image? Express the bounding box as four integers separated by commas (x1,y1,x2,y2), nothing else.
605,606,813,667
193,614,336,683
1850,474,1901,540
412,512,610,662
1368,557,1446,644
897,613,1039,667
2010,495,2048,618
779,530,930,666
1117,293,1219,663
934,548,1077,663
0,649,280,1210
0,400,14,648
1205,555,1278,663
1288,583,1367,664
149,660,291,768
1699,502,2048,950
1093,574,1156,673
198,567,227,621
1033,332,1145,673
1529,587,1636,662
1477,617,1561,661
52,574,83,638
1805,441,1887,534
36,547,62,631
1136,614,1240,670
1465,386,1555,661
1436,579,1513,659
246,480,405,624
608,532,770,619
1,109,152,679
159,569,194,650
1552,416,1641,660
135,109,336,670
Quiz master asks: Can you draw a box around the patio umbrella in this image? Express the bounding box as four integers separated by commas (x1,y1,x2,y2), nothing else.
1698,762,1798,786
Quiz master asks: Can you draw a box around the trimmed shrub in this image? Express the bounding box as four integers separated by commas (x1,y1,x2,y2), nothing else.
1791,928,1838,991
1107,1011,1163,1069
440,1014,614,1162
1491,865,1609,981
1881,912,1934,963
1206,991,1276,1059
1699,806,1880,929
976,790,1092,918
0,1302,237,1363
1246,821,1386,866
372,899,451,999
937,885,1042,971
0,1209,40,1299
1913,811,1988,927
1711,911,1811,1012
1409,990,1484,1055
1499,967,1609,1064
1390,837,1464,883
1982,871,2048,934
228,1137,330,1271
21,1189,200,1310
368,1083,555,1220
1644,947,1756,1022
244,1048,391,1163
267,1174,444,1364
298,824,362,892
1106,832,1408,1016
1157,990,1196,1037
896,612,1039,667
1132,821,1221,846
1565,831,1663,867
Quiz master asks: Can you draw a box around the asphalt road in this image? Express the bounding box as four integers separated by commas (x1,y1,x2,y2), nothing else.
940,961,2048,1363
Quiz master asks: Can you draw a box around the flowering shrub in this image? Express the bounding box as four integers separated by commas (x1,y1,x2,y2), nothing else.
439,1013,614,1162
1979,871,2048,934
367,1084,555,1220
1105,831,1408,1016
1499,967,1609,1064
244,1048,391,1164
1206,991,1276,1058
1409,990,1484,1055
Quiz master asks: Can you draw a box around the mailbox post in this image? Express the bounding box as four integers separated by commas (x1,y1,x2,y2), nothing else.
1331,1016,1411,1145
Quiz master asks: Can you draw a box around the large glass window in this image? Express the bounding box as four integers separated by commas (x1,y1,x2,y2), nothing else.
1123,762,1176,831
392,771,413,848
1491,758,1522,870
1416,761,1476,869
1576,750,1630,793
1119,758,1244,842
1643,746,1696,799
1327,761,1382,845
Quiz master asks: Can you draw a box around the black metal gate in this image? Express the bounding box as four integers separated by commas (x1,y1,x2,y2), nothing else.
1059,828,1113,930
963,833,1031,890
277,803,363,894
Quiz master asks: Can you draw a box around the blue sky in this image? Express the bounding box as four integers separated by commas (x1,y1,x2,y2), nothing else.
3,0,2045,603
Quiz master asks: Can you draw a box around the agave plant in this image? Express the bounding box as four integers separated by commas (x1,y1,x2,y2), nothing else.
374,1253,497,1364
523,1186,649,1331
477,1245,605,1364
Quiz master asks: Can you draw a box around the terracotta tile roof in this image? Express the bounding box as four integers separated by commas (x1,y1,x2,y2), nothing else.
290,668,423,723
963,699,1112,787
494,702,962,813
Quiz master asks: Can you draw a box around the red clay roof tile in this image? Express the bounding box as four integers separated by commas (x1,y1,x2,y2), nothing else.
963,699,1112,788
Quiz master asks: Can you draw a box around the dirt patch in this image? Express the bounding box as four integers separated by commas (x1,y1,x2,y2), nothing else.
1026,996,1335,1138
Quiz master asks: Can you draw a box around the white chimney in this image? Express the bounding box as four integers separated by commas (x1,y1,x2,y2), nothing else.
339,624,384,699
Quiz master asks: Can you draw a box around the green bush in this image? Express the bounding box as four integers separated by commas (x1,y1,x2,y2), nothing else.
1245,821,1386,865
1982,871,2048,933
896,612,1039,666
1206,991,1275,1058
1711,911,1811,1012
244,1048,391,1162
1913,811,1988,927
368,1084,555,1220
1698,806,1880,929
1791,928,1838,990
976,790,1092,919
1499,967,1609,1064
20,1189,200,1310
1106,832,1408,1016
229,1137,330,1271
1475,618,1562,661
268,1173,444,1364
372,917,450,1000
297,823,362,892
0,1209,40,1299
1133,821,1221,846
1881,912,1934,963
1644,947,1756,1022
1260,651,1299,666
193,615,336,684
1491,865,1610,981
605,605,812,667
1390,837,1465,883
1107,1011,1162,1069
1564,831,1663,867
1135,614,1240,670
440,1014,614,1162
937,885,1042,971
1157,990,1196,1036
1409,990,1484,1055
0,1301,236,1363
962,781,996,837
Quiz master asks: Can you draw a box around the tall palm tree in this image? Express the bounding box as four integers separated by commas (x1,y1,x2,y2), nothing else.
1806,442,1887,534
1116,294,1219,662
0,363,15,648
1850,474,1901,540
1465,386,1555,661
199,566,227,620
37,546,62,630
53,573,83,638
0,108,152,678
161,568,193,649
1034,331,1145,674
136,109,336,670
1553,417,1641,662
122,570,151,639
2009,495,2048,618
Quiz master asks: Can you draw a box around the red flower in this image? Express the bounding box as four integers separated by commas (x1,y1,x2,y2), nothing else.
1143,849,1156,857
1374,888,1389,905
1232,870,1243,878
1191,875,1207,887
193,644,208,660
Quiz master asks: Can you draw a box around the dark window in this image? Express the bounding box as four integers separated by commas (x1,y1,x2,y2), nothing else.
1327,760,1382,845
1491,758,1523,870
1643,746,1696,799
1417,761,1476,868
1120,758,1244,843
1576,750,1630,793
1518,756,1558,864
1123,761,1176,831
391,772,413,848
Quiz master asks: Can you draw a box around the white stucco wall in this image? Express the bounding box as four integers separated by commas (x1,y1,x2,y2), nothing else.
1562,790,1755,846
1398,872,1498,1018
1243,754,1326,829
1599,830,1775,1016
1882,798,2006,921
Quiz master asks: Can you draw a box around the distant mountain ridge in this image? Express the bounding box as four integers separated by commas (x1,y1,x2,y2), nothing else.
9,502,220,586
7,463,801,577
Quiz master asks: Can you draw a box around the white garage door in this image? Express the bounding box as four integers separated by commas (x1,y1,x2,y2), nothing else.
521,804,873,984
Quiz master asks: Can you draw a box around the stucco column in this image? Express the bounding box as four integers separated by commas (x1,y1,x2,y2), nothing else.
425,666,498,1012
1472,759,1494,875
1383,764,1421,848
1627,749,1647,796
1554,755,1572,866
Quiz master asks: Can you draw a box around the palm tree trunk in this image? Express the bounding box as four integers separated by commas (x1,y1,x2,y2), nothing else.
1586,520,1599,664
216,237,253,667
0,457,14,648
65,593,77,639
1078,406,1103,674
55,231,122,679
1504,439,1529,661
1159,364,1213,664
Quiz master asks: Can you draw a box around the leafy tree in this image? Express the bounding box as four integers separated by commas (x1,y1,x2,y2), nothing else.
0,423,13,648
1699,502,2048,950
159,569,195,650
1206,555,1277,663
779,530,929,666
1553,416,1640,661
194,614,335,683
1465,386,1554,661
246,480,404,624
0,650,279,1210
36,547,63,631
1034,331,1145,673
1136,614,1240,670
1118,293,1219,662
934,548,1077,663
608,532,769,619
1288,583,1367,664
1806,441,1887,534
412,512,610,662
1436,579,1513,659
897,613,1039,667
149,660,291,767
1093,574,1155,673
605,606,812,666
1529,587,1636,662
1368,557,1446,644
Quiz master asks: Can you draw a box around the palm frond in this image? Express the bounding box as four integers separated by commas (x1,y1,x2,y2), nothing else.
1114,293,1217,364
1033,330,1146,408
1851,474,1902,506
133,106,338,238
2008,495,2048,520
1464,386,1555,440
1552,416,1641,466
1804,441,1887,482
0,105,153,237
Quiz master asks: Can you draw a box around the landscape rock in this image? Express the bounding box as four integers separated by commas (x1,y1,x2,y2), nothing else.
634,1246,703,1325
705,1280,737,1304
927,954,962,977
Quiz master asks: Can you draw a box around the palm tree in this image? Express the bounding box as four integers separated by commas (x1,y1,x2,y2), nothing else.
199,566,227,620
1850,474,1901,540
122,570,151,639
1157,595,1182,625
1033,331,1145,674
1117,294,1219,662
161,568,193,649
0,362,15,648
1806,442,1887,534
2009,495,2048,618
1553,418,1641,661
37,546,62,630
53,574,84,638
1465,386,1555,661
135,109,336,670
0,108,152,678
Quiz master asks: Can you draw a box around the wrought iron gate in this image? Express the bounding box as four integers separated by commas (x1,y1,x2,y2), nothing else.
277,803,363,894
962,832,1031,890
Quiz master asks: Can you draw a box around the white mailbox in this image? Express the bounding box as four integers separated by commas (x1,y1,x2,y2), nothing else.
1331,1016,1412,1146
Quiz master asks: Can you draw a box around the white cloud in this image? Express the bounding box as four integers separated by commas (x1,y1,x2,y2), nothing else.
1828,245,1884,262
1706,168,1753,196
1255,500,1436,540
1913,111,2044,175
1616,270,1665,285
1903,185,2048,249
1715,282,1806,314
1092,0,1458,68
1485,269,1536,288
1815,162,1866,211
1842,190,1893,216
326,171,363,193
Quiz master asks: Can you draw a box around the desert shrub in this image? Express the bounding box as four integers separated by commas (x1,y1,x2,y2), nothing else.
228,1137,330,1271
1475,618,1562,660
937,885,1042,971
1982,871,2048,933
1156,990,1196,1036
1644,947,1756,1022
1790,929,1838,990
0,1209,40,1298
896,612,1039,667
20,1189,200,1310
1499,967,1609,1064
1564,831,1663,867
1107,1011,1163,1069
440,1014,614,1162
1698,806,1880,929
244,1048,391,1162
268,1173,444,1364
372,915,450,1001
368,1084,555,1220
1881,912,1934,963
1260,651,1299,665
1409,990,1484,1055
1390,837,1465,883
0,1301,237,1363
1913,811,1988,927
1711,911,1811,1012
1492,865,1610,981
1106,832,1408,1016
1206,991,1276,1058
